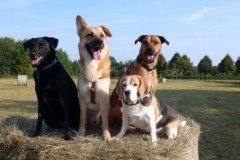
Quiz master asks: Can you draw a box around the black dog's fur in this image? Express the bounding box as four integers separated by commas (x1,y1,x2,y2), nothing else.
24,37,80,140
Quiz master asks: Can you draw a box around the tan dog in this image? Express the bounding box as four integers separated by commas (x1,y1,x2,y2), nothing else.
113,75,186,145
76,15,112,142
109,35,169,126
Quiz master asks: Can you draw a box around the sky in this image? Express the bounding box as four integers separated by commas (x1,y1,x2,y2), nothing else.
0,0,240,66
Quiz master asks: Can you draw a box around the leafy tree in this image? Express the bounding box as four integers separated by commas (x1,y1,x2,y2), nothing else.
197,55,212,79
56,49,73,75
110,56,119,77
110,56,118,67
217,54,235,75
181,54,193,74
124,60,133,69
156,54,168,77
168,52,187,78
109,56,134,77
71,60,80,76
0,37,16,76
168,52,182,78
235,57,240,74
14,40,33,76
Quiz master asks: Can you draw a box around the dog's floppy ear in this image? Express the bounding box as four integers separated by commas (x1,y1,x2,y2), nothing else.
135,35,146,44
100,25,112,37
44,37,58,49
116,78,124,101
23,39,32,51
158,36,169,45
138,76,146,100
76,15,89,35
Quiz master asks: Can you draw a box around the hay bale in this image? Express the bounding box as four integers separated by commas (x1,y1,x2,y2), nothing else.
159,77,167,83
17,75,28,86
0,116,200,160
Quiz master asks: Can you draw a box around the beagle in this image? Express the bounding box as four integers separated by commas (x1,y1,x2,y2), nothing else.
114,75,186,145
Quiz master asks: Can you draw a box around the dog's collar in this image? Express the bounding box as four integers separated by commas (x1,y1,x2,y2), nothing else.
35,58,58,79
37,58,58,71
136,56,156,72
122,98,142,106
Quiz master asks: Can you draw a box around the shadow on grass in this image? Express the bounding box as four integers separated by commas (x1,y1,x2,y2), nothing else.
156,89,240,160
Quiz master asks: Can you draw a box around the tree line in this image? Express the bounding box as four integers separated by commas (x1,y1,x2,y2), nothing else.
0,37,240,79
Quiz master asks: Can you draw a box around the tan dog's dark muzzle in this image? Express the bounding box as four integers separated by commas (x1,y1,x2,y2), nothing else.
85,38,105,60
144,46,157,62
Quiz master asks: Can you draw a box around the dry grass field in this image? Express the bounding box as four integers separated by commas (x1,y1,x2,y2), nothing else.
1,78,239,159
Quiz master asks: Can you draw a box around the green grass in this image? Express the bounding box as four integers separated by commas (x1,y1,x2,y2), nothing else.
156,80,240,160
0,79,239,159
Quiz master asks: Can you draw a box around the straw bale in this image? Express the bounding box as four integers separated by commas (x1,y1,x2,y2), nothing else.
0,115,200,160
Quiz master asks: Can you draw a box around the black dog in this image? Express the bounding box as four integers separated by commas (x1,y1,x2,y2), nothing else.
24,37,80,140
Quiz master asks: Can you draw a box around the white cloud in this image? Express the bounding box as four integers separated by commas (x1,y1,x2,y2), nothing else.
0,0,43,9
179,8,211,23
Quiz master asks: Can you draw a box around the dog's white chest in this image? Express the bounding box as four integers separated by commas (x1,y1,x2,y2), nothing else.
122,104,155,131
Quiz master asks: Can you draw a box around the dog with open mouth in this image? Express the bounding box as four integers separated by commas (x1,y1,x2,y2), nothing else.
109,35,169,126
24,37,80,140
76,15,112,142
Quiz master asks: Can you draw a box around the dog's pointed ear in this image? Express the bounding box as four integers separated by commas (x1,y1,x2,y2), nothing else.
76,15,89,35
44,37,58,49
135,35,146,44
138,76,146,100
100,25,112,37
158,36,169,45
116,78,123,101
23,39,31,51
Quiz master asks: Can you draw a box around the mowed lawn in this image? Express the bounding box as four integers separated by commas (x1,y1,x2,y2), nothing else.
156,80,240,160
0,78,240,159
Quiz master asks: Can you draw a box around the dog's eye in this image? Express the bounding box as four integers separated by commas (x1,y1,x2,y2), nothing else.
100,33,104,38
87,32,93,37
153,41,159,45
142,41,148,45
133,83,138,86
122,84,126,88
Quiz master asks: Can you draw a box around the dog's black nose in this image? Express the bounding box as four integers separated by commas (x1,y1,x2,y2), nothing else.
124,90,130,96
94,38,103,48
146,46,154,54
96,38,103,45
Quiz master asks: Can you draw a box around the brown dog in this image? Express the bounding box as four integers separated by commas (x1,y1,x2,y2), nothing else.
76,15,112,142
109,35,169,126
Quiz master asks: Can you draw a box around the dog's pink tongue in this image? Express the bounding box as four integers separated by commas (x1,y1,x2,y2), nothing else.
93,50,102,60
147,55,155,61
31,56,42,65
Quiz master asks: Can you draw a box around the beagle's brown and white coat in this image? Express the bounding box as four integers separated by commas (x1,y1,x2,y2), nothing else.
114,75,186,145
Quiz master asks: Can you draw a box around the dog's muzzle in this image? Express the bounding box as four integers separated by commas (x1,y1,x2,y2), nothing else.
145,46,157,62
30,52,44,66
86,38,104,60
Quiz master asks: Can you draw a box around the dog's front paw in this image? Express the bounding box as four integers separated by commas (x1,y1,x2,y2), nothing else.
63,134,73,141
78,129,85,137
63,130,74,141
32,130,41,137
111,136,121,141
103,131,111,143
